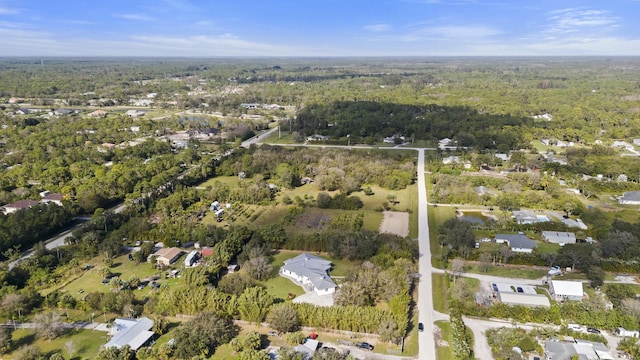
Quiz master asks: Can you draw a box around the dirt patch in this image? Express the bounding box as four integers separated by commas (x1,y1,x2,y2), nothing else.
379,211,409,237
295,213,332,230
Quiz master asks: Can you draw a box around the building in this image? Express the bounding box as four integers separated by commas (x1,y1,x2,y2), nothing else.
497,292,550,308
561,218,588,230
615,327,640,338
542,231,576,246
512,210,543,224
151,247,183,266
280,253,336,296
549,280,584,302
442,155,461,165
184,250,199,267
306,134,329,142
126,110,146,118
87,110,108,118
1,199,40,214
240,103,259,109
104,317,155,351
545,339,613,360
295,338,319,358
619,191,640,205
495,234,538,253
39,191,64,206
475,186,496,196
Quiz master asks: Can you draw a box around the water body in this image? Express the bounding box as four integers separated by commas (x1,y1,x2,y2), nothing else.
458,211,491,225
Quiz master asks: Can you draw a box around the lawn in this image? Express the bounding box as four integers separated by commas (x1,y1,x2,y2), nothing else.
463,263,548,279
428,205,456,268
402,295,419,356
5,328,103,359
432,273,450,313
259,274,305,301
46,253,164,301
435,320,454,360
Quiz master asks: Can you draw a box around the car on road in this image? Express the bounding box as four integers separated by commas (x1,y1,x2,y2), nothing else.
587,327,601,334
356,342,374,351
418,323,424,332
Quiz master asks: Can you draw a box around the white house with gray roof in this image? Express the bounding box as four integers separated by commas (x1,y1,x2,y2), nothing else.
280,253,336,296
495,233,538,253
619,191,640,205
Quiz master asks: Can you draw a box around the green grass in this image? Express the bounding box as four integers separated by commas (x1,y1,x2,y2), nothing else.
463,263,548,279
5,328,103,359
46,254,164,301
402,306,419,356
435,321,454,360
428,205,456,268
432,273,450,313
259,275,305,301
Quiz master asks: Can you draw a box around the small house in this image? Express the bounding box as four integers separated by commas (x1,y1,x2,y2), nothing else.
615,327,640,338
495,234,537,253
151,247,183,266
542,231,576,246
280,253,336,296
1,199,40,214
104,317,155,351
619,191,640,205
549,280,584,302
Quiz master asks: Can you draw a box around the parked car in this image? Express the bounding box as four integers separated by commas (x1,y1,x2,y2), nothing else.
587,327,601,334
418,323,424,332
308,333,318,339
356,342,374,351
548,266,562,276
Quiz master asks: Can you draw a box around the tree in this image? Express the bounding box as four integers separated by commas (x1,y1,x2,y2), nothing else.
95,345,134,360
267,304,300,333
378,318,402,344
605,284,635,308
479,252,492,273
173,312,239,359
64,340,76,360
2,293,24,321
244,256,273,281
450,259,464,284
33,311,64,341
230,331,262,353
238,287,274,323
240,349,271,360
438,218,475,251
279,347,305,360
11,345,42,360
0,327,12,355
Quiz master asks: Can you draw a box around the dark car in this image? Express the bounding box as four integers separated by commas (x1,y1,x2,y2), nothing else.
418,323,424,332
587,327,601,334
356,342,374,351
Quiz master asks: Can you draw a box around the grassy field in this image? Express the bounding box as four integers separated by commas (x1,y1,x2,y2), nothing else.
432,273,450,313
428,205,456,268
5,328,103,360
435,320,454,360
45,253,165,301
463,263,548,279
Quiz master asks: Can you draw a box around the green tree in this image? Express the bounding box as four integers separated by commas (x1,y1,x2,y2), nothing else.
238,287,274,323
0,327,12,355
33,311,64,341
267,304,300,333
173,312,239,359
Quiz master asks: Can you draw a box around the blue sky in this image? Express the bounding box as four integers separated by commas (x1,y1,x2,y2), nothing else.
1,0,640,56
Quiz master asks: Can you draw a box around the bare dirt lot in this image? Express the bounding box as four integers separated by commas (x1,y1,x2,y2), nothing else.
379,211,409,237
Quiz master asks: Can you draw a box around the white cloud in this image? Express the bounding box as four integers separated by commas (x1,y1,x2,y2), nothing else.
115,14,154,21
59,19,95,25
0,6,18,15
163,0,196,11
546,8,618,34
364,24,392,32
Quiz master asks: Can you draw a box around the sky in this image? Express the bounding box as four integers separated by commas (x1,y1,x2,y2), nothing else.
1,0,640,57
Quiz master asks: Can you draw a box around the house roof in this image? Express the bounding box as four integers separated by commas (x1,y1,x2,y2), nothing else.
497,292,550,308
105,317,154,351
5,199,40,210
496,234,537,249
542,231,576,244
545,341,577,360
621,191,640,202
42,193,64,201
155,247,183,262
551,280,584,297
282,253,336,291
295,338,319,357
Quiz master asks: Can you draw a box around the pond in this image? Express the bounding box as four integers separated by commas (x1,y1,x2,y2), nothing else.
458,211,492,225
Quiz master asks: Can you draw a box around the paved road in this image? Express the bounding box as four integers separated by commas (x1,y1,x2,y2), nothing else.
416,149,437,360
241,126,279,148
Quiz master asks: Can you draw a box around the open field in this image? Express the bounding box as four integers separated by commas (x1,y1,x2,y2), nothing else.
380,211,410,237
5,328,102,360
435,320,454,360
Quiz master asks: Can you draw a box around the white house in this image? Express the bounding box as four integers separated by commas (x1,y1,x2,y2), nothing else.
495,233,538,253
280,253,336,295
442,155,461,165
104,317,155,351
615,327,640,338
126,110,146,118
542,231,576,246
619,191,640,205
549,280,583,302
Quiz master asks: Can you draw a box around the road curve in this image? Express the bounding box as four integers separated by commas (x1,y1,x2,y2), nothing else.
417,149,437,360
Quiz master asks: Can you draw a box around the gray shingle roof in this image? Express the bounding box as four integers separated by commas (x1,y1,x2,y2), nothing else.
496,234,537,249
282,253,335,291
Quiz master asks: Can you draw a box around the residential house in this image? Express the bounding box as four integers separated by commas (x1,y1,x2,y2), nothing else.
615,328,640,338
549,280,583,302
184,250,199,268
541,139,551,146
618,174,628,182
126,110,146,118
619,191,640,205
87,110,108,118
151,247,183,266
545,339,612,360
495,153,510,162
104,317,155,351
14,108,32,115
1,199,40,214
280,253,336,296
438,138,457,149
240,103,259,109
512,210,540,224
542,231,576,246
52,108,75,116
634,139,640,146
495,233,538,253
442,155,461,165
40,191,64,206
532,113,553,121
129,99,153,106
295,338,319,358
306,134,329,142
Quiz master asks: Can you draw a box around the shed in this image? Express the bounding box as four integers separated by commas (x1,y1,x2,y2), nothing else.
497,292,550,308
549,280,583,301
542,231,576,246
104,317,154,351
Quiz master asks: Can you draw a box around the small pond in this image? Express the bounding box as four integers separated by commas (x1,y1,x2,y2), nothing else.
458,211,492,225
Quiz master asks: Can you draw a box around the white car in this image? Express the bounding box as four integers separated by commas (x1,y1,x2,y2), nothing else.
548,266,562,276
